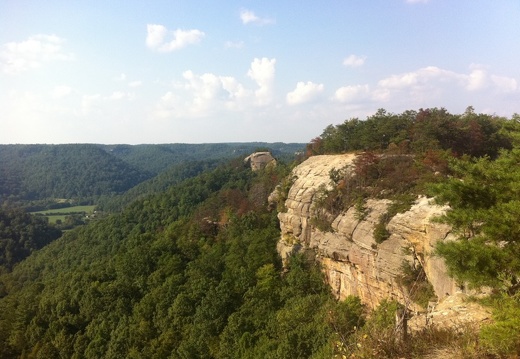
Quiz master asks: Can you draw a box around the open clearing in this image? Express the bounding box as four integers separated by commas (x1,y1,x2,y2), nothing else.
32,205,96,224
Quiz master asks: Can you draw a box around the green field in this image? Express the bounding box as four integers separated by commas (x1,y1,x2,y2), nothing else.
32,205,97,224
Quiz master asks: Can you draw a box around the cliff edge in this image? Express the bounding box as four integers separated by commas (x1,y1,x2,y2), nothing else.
276,154,461,312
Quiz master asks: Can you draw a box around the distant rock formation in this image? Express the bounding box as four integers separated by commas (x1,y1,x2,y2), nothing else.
244,152,277,171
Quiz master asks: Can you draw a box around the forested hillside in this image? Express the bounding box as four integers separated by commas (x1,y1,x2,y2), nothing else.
0,208,61,273
102,143,304,175
2,108,520,357
0,144,151,204
0,158,360,358
96,160,217,212
0,143,304,209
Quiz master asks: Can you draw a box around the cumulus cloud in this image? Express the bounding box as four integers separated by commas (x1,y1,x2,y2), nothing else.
247,57,276,105
491,75,518,93
154,57,277,119
115,73,127,81
225,40,244,49
286,81,324,105
128,80,142,88
107,91,135,101
156,69,251,118
334,84,371,103
51,85,72,99
240,9,274,25
333,65,519,113
146,24,205,52
154,91,179,119
80,91,135,115
466,65,488,91
0,34,74,75
343,54,366,67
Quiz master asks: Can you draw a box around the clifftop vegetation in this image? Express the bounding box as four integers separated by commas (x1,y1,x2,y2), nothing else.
307,107,513,158
306,107,520,356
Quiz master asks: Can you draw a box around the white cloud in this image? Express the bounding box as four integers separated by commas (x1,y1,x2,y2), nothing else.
334,84,370,103
80,91,135,116
154,57,276,119
377,66,464,89
240,9,274,25
128,80,142,88
156,69,251,118
81,94,102,115
343,54,366,67
116,73,127,81
247,57,276,105
286,81,324,105
0,34,74,75
107,91,134,101
51,85,72,99
333,65,519,113
154,91,179,119
225,40,244,49
466,65,488,91
146,24,205,52
491,75,518,93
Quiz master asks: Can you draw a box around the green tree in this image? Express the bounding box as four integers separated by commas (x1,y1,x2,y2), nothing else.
430,148,520,290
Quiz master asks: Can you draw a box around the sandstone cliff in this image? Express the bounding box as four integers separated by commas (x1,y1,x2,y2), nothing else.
276,154,460,312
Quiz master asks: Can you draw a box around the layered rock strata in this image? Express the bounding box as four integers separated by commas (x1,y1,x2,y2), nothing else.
276,154,459,310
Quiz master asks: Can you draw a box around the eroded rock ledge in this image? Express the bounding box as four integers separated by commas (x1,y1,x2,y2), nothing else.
276,154,459,310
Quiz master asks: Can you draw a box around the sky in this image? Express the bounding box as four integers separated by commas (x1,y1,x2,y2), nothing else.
1,0,520,144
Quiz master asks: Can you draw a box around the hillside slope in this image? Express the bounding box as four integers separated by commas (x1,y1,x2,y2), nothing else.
0,144,151,203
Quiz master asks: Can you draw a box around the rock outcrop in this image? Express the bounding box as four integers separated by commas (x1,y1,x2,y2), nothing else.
244,152,277,171
276,154,461,312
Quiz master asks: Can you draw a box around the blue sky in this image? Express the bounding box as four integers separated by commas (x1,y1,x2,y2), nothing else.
1,0,520,144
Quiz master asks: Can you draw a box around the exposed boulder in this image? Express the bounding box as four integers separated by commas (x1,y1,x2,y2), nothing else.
244,152,277,171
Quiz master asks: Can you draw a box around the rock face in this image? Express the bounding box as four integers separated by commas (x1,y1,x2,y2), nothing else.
276,154,459,310
244,152,277,171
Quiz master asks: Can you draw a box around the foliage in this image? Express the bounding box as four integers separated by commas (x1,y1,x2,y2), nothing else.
0,207,61,273
96,160,217,212
306,108,517,243
0,143,304,209
373,219,391,244
396,261,437,308
274,174,297,213
373,195,416,244
0,144,151,204
103,142,305,175
0,158,354,359
480,293,520,355
309,107,512,158
429,135,520,356
310,153,419,235
430,148,520,290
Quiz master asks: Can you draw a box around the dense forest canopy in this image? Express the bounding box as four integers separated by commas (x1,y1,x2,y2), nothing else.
0,157,358,358
2,108,520,357
102,143,304,175
0,142,304,208
0,144,151,204
307,107,514,158
0,208,61,273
